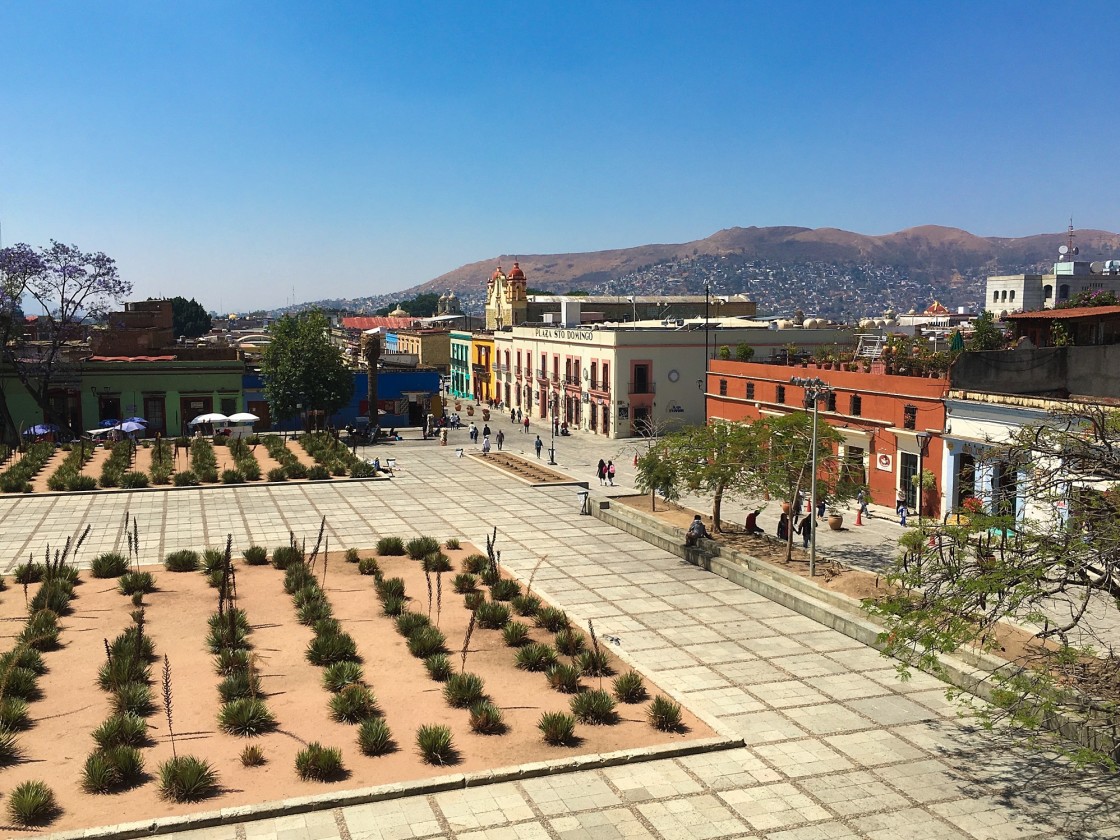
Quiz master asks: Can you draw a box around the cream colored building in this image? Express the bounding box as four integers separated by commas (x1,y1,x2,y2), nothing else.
393,329,451,373
491,319,854,439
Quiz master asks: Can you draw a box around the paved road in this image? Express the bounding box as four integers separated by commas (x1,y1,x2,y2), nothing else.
1,435,1117,839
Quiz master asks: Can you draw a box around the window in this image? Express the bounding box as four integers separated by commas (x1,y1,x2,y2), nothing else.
1044,284,1053,300
718,379,727,396
1059,284,1070,301
746,382,755,399
776,384,786,404
993,290,999,302
1009,290,1016,301
850,394,862,416
220,398,236,416
903,404,917,430
590,362,598,388
826,392,837,412
602,363,609,389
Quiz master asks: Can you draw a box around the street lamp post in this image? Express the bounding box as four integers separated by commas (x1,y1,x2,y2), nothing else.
790,376,832,577
704,281,710,423
916,431,932,529
548,393,558,465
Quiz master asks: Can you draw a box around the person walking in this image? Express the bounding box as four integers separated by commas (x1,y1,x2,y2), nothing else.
496,429,504,451
483,424,491,438
797,513,813,548
596,459,607,486
481,435,491,455
468,422,477,443
857,488,870,519
534,435,543,459
523,416,530,434
516,407,523,424
817,496,826,520
896,487,907,525
511,408,516,423
607,460,616,486
792,489,803,525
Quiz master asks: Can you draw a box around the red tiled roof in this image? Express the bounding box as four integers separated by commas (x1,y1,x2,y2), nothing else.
341,317,417,330
1004,306,1120,320
87,355,177,362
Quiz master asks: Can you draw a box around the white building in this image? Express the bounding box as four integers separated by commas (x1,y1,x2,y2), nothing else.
986,259,1120,319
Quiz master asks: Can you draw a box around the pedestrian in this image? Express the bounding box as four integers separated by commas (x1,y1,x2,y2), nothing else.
553,416,560,436
496,429,504,451
797,513,813,548
534,435,543,459
857,488,870,519
744,508,763,535
793,489,803,524
607,460,616,485
481,435,491,455
817,496,826,520
482,424,491,438
597,459,607,485
777,512,789,541
523,416,530,434
896,487,907,525
511,408,516,423
517,407,523,423
468,422,477,443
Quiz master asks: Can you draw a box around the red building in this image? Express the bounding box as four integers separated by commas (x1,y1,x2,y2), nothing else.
706,359,948,515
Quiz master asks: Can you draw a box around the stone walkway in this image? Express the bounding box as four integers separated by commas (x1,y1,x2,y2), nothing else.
1,438,1118,839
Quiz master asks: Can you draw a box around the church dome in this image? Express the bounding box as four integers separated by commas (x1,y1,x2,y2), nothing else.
490,264,504,281
508,261,525,279
389,307,409,317
447,289,457,300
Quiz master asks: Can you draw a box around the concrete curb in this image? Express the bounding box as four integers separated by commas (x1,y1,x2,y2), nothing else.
8,474,392,500
55,736,743,840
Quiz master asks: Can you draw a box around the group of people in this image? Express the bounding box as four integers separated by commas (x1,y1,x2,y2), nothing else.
595,459,616,485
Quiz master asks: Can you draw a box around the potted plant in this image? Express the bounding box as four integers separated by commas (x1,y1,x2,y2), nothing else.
827,509,844,530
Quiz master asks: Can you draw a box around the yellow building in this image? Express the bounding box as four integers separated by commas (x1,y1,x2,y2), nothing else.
471,331,495,403
394,329,451,373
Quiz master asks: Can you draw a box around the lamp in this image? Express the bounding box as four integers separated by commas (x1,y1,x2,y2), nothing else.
916,431,932,527
789,375,832,577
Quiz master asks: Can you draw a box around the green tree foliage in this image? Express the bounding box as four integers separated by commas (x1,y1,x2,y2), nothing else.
1059,289,1119,309
171,296,212,339
634,449,681,511
734,343,755,362
374,292,440,317
966,311,1007,352
868,405,1120,769
261,310,353,423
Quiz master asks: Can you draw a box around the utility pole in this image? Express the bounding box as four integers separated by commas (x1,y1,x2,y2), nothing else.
790,376,832,577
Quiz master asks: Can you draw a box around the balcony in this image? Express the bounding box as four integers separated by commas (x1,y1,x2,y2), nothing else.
551,371,560,383
536,368,548,380
564,375,579,385
588,380,610,395
628,381,655,395
514,366,522,377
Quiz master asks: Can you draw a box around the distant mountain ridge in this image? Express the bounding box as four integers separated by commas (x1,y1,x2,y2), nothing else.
294,225,1120,321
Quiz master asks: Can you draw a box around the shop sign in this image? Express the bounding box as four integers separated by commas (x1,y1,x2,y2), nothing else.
875,453,893,472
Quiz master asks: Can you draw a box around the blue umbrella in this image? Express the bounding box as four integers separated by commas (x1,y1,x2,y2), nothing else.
114,421,146,434
24,424,59,436
124,417,148,425
99,418,120,427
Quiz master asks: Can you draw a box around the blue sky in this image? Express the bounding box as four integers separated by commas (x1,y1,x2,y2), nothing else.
2,1,1118,312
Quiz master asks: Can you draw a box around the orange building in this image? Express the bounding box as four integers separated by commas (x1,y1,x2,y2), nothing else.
706,359,949,516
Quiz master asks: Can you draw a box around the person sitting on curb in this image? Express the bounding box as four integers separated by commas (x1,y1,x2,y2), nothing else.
744,508,764,535
684,515,711,547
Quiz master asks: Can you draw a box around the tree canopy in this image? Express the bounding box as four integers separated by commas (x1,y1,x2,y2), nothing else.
171,296,212,338
374,292,440,317
261,310,353,423
966,311,1007,352
869,404,1120,768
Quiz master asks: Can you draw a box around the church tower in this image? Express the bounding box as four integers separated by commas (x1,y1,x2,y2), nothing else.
484,261,529,329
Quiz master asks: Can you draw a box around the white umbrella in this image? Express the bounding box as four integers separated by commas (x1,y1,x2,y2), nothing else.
189,412,229,425
227,412,260,423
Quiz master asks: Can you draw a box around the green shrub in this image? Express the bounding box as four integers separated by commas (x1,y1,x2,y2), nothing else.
206,622,248,654
120,471,149,489
172,470,200,487
82,750,118,794
118,571,155,596
201,548,227,574
329,684,378,723
578,649,612,677
313,618,342,637
468,700,506,735
19,609,60,650
285,462,308,480
452,573,477,594
221,469,246,484
547,663,583,694
240,744,266,766
479,564,500,587
538,711,577,746
502,621,531,647
535,607,570,632
424,653,453,682
406,626,447,659
422,551,453,573
358,717,395,756
489,578,521,602
444,537,461,550
111,682,154,716
350,461,375,478
416,724,456,765
322,661,364,693
648,696,685,732
376,536,406,556
0,727,21,764
218,670,261,703
106,744,145,785
219,698,277,736
7,779,57,826
298,597,333,626
306,632,358,666
164,549,200,572
464,591,485,611
358,556,382,577
307,465,331,481
283,562,315,593
476,601,511,630
157,755,219,802
516,643,558,672
344,547,361,563
376,577,405,600
98,653,150,692
214,648,250,675
462,553,487,574
271,544,302,569
613,671,647,703
555,629,586,657
207,608,250,636
395,610,430,637
92,713,148,749
267,467,288,482
0,648,44,675
1,666,40,701
91,552,130,578
243,545,268,565
109,626,156,661
570,689,617,725
443,672,484,708
240,460,261,481
405,536,441,560
380,595,405,617
13,563,43,584
0,698,30,730
29,581,72,615
294,742,345,781
70,474,99,491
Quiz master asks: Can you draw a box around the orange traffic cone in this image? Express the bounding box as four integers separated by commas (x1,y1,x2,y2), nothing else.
854,508,863,526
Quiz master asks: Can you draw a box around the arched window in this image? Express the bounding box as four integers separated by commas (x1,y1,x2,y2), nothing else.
1059,284,1071,301
1043,284,1053,300
993,290,999,302
1009,290,1015,301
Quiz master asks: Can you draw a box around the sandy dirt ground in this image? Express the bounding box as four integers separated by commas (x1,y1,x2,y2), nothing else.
0,544,710,833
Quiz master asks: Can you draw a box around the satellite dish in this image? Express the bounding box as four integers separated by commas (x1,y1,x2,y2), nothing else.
1059,245,1069,255
1091,261,1105,273
1073,247,1080,255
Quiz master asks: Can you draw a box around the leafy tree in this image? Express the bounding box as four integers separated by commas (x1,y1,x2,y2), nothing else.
734,343,755,362
563,289,589,296
374,292,440,317
869,404,1120,769
1059,289,1119,309
0,241,130,441
634,449,681,512
966,311,1007,352
526,287,554,296
261,310,353,425
170,296,212,339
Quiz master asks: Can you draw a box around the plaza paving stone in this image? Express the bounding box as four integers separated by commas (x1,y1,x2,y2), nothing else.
1,432,1118,839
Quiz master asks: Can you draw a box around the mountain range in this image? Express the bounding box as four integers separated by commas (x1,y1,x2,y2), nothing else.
299,225,1120,321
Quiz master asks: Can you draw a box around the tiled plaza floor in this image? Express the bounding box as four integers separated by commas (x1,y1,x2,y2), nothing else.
1,438,1117,839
